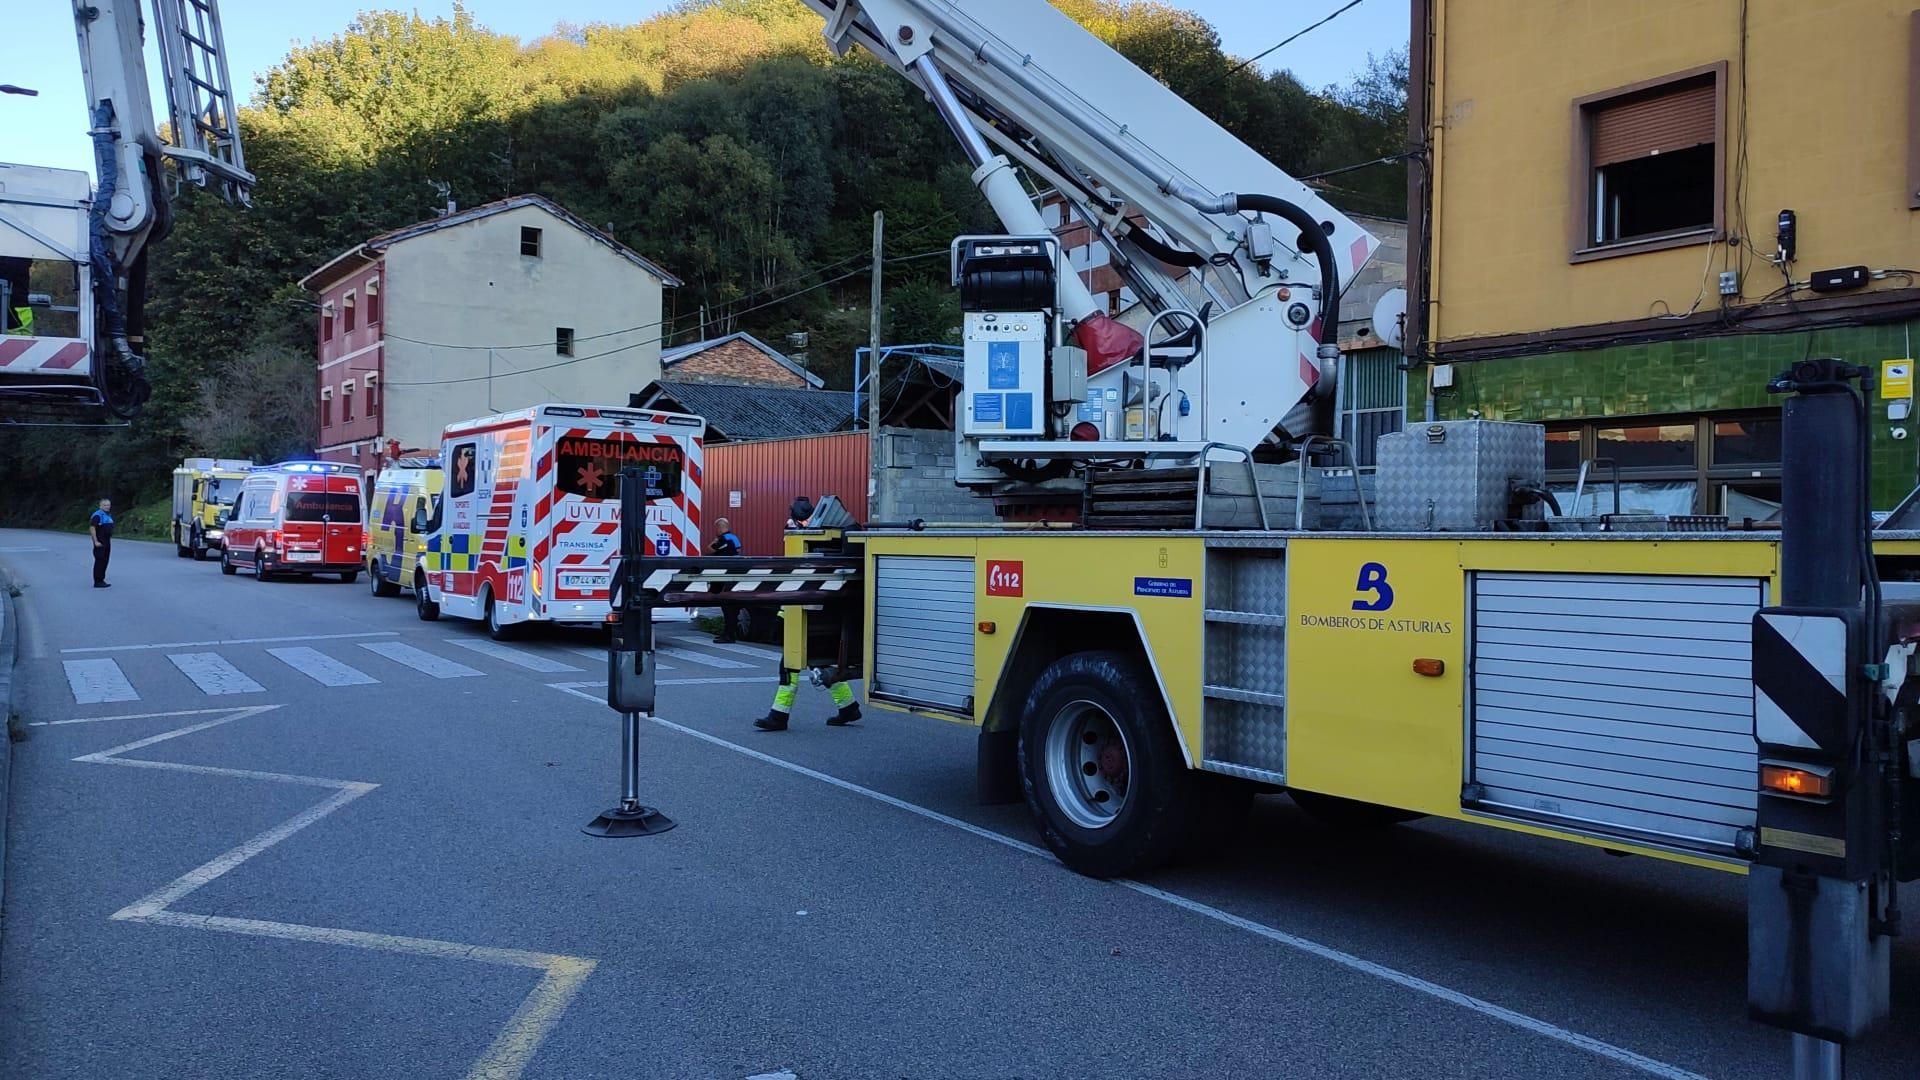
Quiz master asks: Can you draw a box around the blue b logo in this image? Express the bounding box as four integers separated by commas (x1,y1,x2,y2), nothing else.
1352,562,1394,611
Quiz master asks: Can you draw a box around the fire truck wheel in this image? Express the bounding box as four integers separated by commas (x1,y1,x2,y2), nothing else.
371,562,401,597
414,571,440,621
175,527,191,558
339,570,359,585
1288,790,1425,831
1018,649,1192,878
220,549,237,575
484,591,519,640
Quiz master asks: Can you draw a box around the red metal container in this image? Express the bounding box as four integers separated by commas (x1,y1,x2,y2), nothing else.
704,432,869,557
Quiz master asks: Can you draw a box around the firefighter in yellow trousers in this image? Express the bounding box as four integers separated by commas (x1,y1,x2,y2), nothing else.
754,668,860,732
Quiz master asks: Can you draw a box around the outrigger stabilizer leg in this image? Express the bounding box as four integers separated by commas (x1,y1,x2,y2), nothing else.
584,462,679,837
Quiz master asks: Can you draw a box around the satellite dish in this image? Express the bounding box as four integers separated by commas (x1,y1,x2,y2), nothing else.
1371,288,1408,351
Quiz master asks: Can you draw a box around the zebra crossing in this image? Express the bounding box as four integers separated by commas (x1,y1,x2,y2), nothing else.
58,632,778,705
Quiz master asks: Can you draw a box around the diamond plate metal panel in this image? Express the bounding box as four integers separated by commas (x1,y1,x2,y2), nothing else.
1202,547,1290,778
1376,420,1546,531
1203,700,1287,774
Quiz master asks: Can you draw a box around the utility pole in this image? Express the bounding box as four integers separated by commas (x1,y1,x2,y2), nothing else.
867,210,884,501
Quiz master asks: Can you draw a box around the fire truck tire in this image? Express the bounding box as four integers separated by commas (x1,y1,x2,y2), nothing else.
414,571,440,621
370,563,401,597
175,526,191,558
339,570,359,584
220,549,237,575
1288,790,1425,830
1017,650,1192,879
191,529,209,560
484,591,519,640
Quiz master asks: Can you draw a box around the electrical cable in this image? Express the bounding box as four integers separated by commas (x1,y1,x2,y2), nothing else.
386,248,950,387
1205,0,1369,89
382,217,958,352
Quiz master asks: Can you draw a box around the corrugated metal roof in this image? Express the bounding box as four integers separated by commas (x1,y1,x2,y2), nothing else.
638,380,855,442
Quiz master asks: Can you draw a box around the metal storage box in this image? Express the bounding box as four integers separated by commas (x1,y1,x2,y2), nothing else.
1374,420,1546,532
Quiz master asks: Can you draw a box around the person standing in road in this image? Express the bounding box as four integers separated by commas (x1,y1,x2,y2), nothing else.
708,516,744,643
89,497,114,588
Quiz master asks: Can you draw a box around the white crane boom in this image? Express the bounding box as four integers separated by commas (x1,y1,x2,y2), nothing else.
798,0,1379,460
1,0,252,420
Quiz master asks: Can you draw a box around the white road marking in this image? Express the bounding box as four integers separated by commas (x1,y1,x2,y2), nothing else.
745,1071,799,1080
268,646,378,687
63,658,138,704
568,646,678,670
169,652,266,695
445,638,582,673
32,706,247,728
0,545,49,552
701,641,781,660
358,640,483,679
77,704,596,1079
63,630,399,654
548,684,1707,1080
655,646,752,670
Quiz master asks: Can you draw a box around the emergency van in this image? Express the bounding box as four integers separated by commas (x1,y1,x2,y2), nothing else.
170,457,251,560
416,403,705,637
365,456,443,598
220,461,366,582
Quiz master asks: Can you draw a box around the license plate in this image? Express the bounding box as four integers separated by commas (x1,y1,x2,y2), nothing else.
287,551,322,562
559,571,608,590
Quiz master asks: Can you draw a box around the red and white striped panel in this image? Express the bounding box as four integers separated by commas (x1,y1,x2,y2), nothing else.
0,336,91,374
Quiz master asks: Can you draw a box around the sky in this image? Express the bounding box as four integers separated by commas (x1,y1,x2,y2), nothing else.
3,0,1411,178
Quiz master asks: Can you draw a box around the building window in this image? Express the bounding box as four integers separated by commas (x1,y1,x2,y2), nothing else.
342,380,355,422
365,277,380,324
521,226,542,257
322,304,335,342
320,386,333,427
365,373,380,416
1572,63,1724,260
1543,410,1781,522
556,327,575,356
343,291,357,333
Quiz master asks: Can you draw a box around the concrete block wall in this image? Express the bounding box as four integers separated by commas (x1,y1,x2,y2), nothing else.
872,427,998,525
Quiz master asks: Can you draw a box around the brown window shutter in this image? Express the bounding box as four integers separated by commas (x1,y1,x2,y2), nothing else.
1590,79,1716,166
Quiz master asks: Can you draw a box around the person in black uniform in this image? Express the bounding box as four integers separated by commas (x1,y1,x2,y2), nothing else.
708,516,744,643
89,498,114,588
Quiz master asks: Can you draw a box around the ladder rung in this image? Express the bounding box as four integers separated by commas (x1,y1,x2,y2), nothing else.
1204,608,1288,627
1203,684,1286,708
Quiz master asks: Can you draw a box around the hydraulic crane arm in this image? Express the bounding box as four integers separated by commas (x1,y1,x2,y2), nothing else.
796,0,1378,455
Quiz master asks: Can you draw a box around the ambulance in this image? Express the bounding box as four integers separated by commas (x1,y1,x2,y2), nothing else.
416,403,705,637
365,454,443,598
220,461,366,582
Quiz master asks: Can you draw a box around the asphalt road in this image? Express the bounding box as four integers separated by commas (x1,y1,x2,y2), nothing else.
1,527,1917,1079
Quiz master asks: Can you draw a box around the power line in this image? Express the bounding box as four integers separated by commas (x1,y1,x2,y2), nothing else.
1298,149,1419,182
384,248,950,387
381,215,961,353
1210,0,1368,87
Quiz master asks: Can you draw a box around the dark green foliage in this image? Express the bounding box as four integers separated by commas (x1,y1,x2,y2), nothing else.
0,0,1404,524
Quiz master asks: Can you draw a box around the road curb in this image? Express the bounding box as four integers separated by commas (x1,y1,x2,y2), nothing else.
0,570,16,919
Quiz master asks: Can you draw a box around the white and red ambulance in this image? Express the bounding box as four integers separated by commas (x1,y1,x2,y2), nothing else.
221,461,366,582
416,403,706,637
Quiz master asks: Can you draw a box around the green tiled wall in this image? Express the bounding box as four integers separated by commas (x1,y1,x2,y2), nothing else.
1417,322,1920,508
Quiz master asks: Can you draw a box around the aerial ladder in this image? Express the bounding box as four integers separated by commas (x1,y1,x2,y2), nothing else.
799,0,1379,501
0,0,252,421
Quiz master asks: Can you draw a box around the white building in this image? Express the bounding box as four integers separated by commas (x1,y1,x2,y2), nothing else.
300,195,682,475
